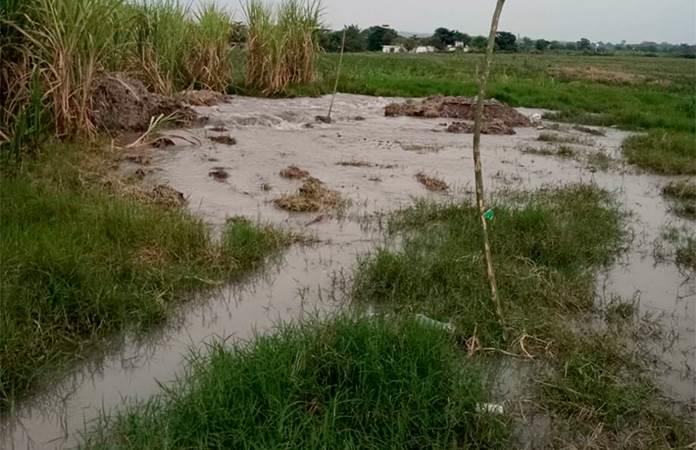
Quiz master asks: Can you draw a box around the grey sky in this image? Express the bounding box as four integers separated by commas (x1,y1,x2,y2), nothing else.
213,0,696,44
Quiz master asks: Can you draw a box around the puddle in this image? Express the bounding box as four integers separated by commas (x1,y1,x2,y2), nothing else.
2,94,693,449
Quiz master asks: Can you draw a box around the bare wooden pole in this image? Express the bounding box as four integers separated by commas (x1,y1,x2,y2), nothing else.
472,0,506,328
326,28,346,121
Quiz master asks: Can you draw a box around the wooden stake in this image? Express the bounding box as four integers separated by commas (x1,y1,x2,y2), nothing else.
326,28,346,121
472,0,507,329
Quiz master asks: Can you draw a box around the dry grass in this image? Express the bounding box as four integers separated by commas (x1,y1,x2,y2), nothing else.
244,0,321,95
273,177,343,212
279,165,309,179
547,66,669,86
415,172,449,192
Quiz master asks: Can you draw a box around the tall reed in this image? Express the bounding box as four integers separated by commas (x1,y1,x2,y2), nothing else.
187,2,234,91
244,0,321,95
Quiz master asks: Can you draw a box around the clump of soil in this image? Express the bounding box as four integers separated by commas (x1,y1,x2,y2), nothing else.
385,96,531,128
151,136,176,148
446,119,515,135
209,167,229,181
210,135,237,145
90,73,198,132
150,184,186,207
208,125,229,132
279,165,310,179
177,89,230,106
573,125,606,136
336,160,373,167
415,172,449,192
273,177,343,212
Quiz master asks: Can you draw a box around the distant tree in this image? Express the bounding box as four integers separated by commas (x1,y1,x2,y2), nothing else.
402,35,419,52
471,35,488,50
365,26,398,51
432,27,454,50
318,28,340,52
535,39,550,51
564,41,578,51
495,31,517,51
518,36,534,52
577,37,592,51
548,40,562,50
230,21,248,45
453,31,471,46
342,25,366,52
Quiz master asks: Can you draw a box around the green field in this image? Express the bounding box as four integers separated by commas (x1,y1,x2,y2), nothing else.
289,53,696,174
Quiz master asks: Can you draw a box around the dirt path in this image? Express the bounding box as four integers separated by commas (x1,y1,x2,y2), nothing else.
3,94,693,449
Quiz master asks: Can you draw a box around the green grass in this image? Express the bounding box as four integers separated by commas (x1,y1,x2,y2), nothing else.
82,315,509,449
352,184,693,446
537,131,594,146
0,144,289,409
662,179,696,219
353,185,624,347
623,131,696,175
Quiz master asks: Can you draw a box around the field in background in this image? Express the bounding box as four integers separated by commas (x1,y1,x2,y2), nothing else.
295,52,695,174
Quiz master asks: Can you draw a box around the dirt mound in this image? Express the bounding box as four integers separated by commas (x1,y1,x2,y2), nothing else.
415,172,448,192
385,96,531,128
210,135,237,145
279,165,310,179
273,177,343,212
90,73,199,132
446,119,515,135
178,89,231,106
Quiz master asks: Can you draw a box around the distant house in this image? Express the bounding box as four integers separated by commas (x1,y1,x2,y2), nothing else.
382,45,405,54
413,46,436,54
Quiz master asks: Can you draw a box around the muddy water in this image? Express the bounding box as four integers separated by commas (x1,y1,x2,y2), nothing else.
2,94,694,449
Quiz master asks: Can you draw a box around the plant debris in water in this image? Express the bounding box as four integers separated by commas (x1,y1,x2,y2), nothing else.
446,119,515,135
208,167,229,181
279,165,310,179
336,160,373,167
415,172,449,191
573,125,606,136
273,177,343,212
209,135,237,145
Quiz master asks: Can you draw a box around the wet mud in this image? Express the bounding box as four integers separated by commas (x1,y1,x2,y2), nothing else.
2,93,693,449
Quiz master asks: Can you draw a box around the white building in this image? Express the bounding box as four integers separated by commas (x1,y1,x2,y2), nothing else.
413,46,436,54
382,45,405,54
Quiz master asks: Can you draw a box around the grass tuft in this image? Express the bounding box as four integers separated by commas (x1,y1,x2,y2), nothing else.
0,144,288,408
623,131,696,175
83,315,509,449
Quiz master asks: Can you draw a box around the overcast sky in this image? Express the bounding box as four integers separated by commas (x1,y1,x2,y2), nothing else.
212,0,696,44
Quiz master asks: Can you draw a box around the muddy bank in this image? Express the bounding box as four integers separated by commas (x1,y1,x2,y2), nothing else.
2,94,693,449
90,73,225,132
385,96,532,130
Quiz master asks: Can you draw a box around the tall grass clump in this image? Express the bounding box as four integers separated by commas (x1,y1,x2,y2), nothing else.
17,0,126,136
185,3,234,91
83,315,509,449
244,0,321,95
127,0,192,94
0,144,289,408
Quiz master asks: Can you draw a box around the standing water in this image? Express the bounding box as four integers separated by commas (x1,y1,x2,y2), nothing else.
2,94,693,449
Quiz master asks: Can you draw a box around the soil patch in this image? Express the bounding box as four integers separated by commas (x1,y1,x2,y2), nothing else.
415,172,448,192
385,96,531,128
446,119,515,135
210,135,237,146
208,168,229,181
336,160,373,167
279,165,310,179
177,90,230,106
273,177,343,212
90,73,199,132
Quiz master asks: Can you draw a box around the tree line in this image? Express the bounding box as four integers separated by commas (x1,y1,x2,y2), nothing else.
318,25,696,58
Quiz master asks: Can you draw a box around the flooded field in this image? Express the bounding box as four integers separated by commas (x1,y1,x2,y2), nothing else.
2,94,694,449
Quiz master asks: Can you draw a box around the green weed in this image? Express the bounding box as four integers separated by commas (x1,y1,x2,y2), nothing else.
0,144,288,408
83,316,509,449
623,131,696,175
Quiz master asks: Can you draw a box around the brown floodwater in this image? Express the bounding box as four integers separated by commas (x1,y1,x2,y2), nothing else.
2,94,694,449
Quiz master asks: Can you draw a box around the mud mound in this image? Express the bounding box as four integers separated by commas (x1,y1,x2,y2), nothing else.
209,135,237,145
385,96,531,128
273,177,343,212
415,172,448,192
446,119,515,135
279,165,310,179
90,73,198,132
178,89,230,106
